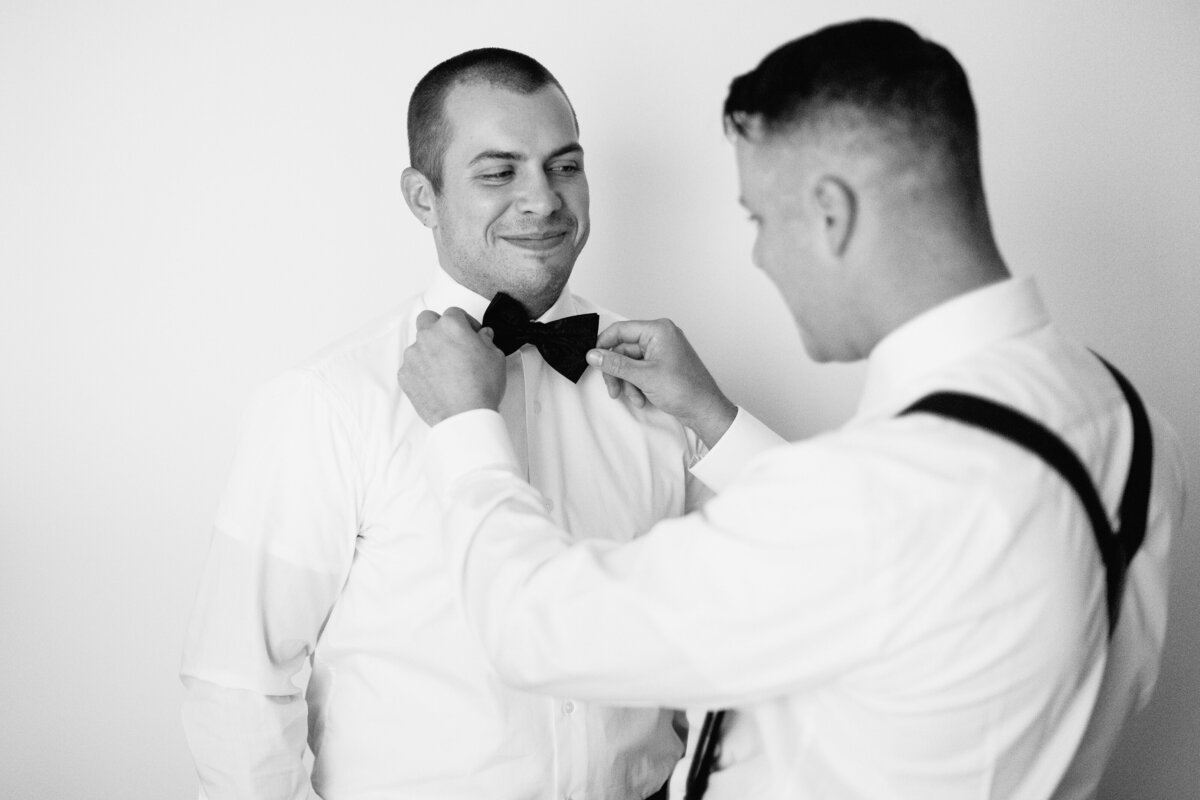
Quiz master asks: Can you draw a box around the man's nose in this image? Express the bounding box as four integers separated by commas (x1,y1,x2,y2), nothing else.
515,171,563,216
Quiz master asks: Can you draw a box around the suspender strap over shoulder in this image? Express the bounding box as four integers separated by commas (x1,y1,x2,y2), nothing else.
899,357,1153,637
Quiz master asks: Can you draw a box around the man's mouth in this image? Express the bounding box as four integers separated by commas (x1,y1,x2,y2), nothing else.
500,231,570,252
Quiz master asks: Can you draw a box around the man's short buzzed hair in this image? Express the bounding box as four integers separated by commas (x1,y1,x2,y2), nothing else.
724,19,984,199
407,47,577,194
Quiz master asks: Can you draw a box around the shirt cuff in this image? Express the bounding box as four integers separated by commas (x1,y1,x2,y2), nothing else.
427,409,520,492
689,408,785,491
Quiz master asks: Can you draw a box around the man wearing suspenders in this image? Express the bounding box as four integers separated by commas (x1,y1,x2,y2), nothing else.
397,19,1187,799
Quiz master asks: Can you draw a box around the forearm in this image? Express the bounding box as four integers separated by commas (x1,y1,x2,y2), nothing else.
179,531,345,800
430,409,800,708
182,677,321,800
446,476,719,706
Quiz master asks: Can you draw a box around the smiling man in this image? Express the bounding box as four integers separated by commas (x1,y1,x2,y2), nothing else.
179,48,755,800
405,75,588,319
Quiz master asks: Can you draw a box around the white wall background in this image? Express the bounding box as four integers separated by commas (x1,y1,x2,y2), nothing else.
1,1,1196,797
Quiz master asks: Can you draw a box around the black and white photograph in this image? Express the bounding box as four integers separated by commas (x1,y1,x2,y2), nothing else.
2,1,1197,798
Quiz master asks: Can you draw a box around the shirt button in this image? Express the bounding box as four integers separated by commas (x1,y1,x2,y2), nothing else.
532,400,543,414
563,700,575,714
543,498,555,513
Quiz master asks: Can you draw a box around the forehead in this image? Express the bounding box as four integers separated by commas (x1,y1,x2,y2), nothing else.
441,81,578,162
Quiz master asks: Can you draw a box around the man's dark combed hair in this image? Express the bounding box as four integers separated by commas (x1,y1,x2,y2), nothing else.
724,19,983,193
407,47,575,194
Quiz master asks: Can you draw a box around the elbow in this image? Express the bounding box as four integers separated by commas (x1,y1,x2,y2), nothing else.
475,618,561,695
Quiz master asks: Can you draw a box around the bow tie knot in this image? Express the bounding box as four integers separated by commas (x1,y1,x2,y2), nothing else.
482,292,599,383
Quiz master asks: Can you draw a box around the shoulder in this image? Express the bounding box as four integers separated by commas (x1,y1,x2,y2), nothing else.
290,299,425,402
718,414,1023,541
245,300,420,437
1145,406,1189,523
294,303,414,386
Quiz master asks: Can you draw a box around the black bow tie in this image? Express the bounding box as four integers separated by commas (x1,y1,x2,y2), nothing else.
482,292,599,383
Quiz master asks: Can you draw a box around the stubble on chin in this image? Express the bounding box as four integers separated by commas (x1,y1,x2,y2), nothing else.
503,266,573,318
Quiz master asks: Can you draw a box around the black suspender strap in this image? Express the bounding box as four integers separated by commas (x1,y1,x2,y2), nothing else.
899,357,1154,636
1102,360,1154,564
684,709,726,800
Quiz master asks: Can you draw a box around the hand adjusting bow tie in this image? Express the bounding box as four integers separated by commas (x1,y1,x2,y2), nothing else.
482,292,599,383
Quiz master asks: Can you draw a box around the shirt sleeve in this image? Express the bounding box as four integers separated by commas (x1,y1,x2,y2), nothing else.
181,369,360,799
428,410,884,710
680,425,716,514
689,407,787,492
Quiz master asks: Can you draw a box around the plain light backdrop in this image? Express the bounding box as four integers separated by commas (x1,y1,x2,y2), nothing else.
1,1,1196,797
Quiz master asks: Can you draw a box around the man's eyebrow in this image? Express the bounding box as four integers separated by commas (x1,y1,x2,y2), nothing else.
549,143,584,159
469,150,523,166
467,143,584,167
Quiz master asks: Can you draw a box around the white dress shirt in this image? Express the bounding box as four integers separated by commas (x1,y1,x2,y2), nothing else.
427,278,1187,799
180,268,727,800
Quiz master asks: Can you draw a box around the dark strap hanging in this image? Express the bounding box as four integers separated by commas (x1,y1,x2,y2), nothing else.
900,357,1153,635
683,709,726,800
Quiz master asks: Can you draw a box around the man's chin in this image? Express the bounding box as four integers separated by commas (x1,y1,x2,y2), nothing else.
502,275,574,317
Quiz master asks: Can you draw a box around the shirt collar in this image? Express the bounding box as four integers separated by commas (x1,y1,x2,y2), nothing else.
420,267,579,323
855,276,1050,418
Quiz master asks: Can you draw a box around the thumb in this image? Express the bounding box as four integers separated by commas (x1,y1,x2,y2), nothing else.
415,309,441,330
587,348,646,382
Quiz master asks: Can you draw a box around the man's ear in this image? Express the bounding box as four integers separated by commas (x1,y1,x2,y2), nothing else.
814,176,856,257
401,167,438,228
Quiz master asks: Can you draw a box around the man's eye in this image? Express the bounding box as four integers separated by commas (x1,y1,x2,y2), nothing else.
480,169,514,181
550,163,581,175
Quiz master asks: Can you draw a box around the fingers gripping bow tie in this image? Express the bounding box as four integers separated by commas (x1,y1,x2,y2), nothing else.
482,292,599,383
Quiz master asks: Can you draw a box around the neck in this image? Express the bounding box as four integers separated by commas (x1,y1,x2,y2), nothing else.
437,267,562,320
860,233,1010,358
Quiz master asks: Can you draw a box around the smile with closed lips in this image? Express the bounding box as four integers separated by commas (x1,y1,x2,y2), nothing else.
500,231,570,251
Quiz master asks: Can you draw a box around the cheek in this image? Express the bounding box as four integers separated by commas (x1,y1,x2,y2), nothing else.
484,201,512,234
756,229,786,276
453,194,508,239
565,184,589,219
760,236,809,299
565,187,590,244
